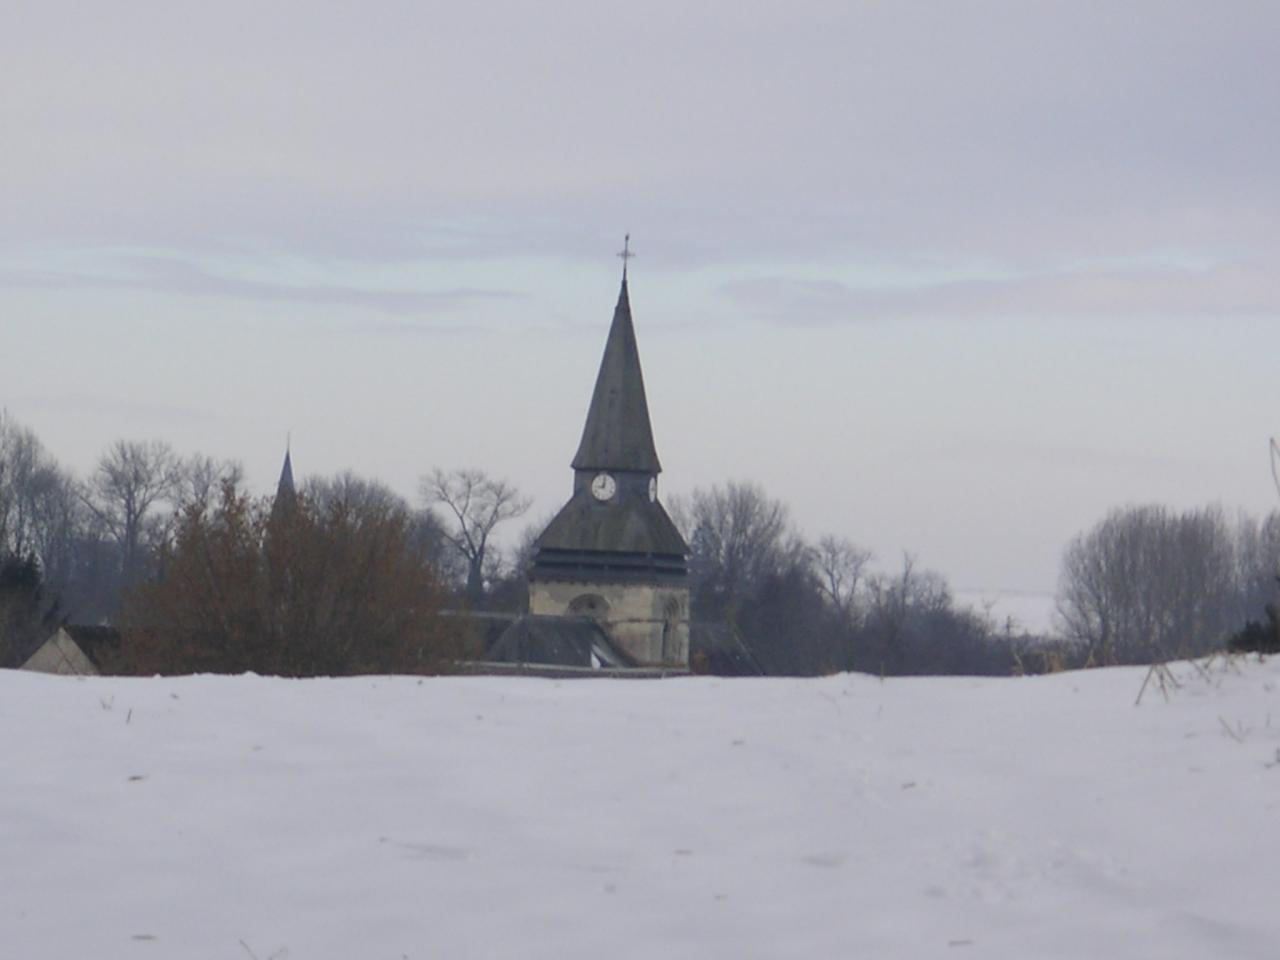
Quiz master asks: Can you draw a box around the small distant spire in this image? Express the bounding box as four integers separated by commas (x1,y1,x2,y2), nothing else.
275,445,296,508
617,233,635,280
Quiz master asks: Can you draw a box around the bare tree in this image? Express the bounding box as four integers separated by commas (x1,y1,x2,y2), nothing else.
1056,504,1237,663
21,465,82,599
176,454,244,512
0,412,85,598
1232,509,1280,626
305,471,407,520
422,468,530,606
82,439,183,585
0,412,57,558
670,481,807,621
667,479,1012,676
813,535,873,625
865,553,950,652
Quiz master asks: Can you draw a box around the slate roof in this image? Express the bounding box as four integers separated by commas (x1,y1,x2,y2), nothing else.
535,493,688,558
488,615,637,668
570,278,662,474
11,624,121,671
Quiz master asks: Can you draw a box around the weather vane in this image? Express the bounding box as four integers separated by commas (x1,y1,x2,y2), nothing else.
617,233,635,277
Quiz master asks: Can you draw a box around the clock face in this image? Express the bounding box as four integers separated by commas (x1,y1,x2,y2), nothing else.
591,472,616,501
648,477,657,502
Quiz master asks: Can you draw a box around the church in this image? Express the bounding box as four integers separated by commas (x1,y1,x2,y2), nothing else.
487,246,692,672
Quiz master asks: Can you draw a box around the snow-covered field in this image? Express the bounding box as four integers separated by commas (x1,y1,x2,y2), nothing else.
3,659,1278,959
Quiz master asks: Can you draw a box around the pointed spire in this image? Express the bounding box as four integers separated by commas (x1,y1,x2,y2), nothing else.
275,443,296,507
571,273,663,474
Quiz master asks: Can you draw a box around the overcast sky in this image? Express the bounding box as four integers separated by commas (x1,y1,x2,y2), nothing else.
3,2,1278,628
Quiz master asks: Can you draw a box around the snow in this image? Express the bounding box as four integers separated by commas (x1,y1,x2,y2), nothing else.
3,659,1278,959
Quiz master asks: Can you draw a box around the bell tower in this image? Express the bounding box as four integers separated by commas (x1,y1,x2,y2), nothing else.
528,242,690,666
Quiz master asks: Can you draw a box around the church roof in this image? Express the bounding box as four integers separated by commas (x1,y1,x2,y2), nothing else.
535,494,688,558
570,277,662,475
13,625,121,673
488,615,637,668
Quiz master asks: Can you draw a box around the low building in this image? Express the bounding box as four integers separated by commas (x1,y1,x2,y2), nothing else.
19,625,121,676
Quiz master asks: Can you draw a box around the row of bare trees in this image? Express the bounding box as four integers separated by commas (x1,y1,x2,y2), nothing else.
668,489,1280,674
0,410,535,672
1055,504,1280,663
9,405,1277,675
663,482,1024,675
0,407,529,610
0,414,244,626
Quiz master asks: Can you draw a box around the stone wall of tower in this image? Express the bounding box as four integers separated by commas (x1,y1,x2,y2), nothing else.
529,577,690,667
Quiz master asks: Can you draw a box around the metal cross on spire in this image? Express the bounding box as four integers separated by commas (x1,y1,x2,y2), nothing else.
617,233,635,278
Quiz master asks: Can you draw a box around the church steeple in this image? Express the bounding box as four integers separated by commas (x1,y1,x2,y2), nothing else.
570,274,662,475
523,244,691,669
275,444,296,510
534,254,686,560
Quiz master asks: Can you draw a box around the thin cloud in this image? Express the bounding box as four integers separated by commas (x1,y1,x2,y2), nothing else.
0,252,523,316
721,257,1280,324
